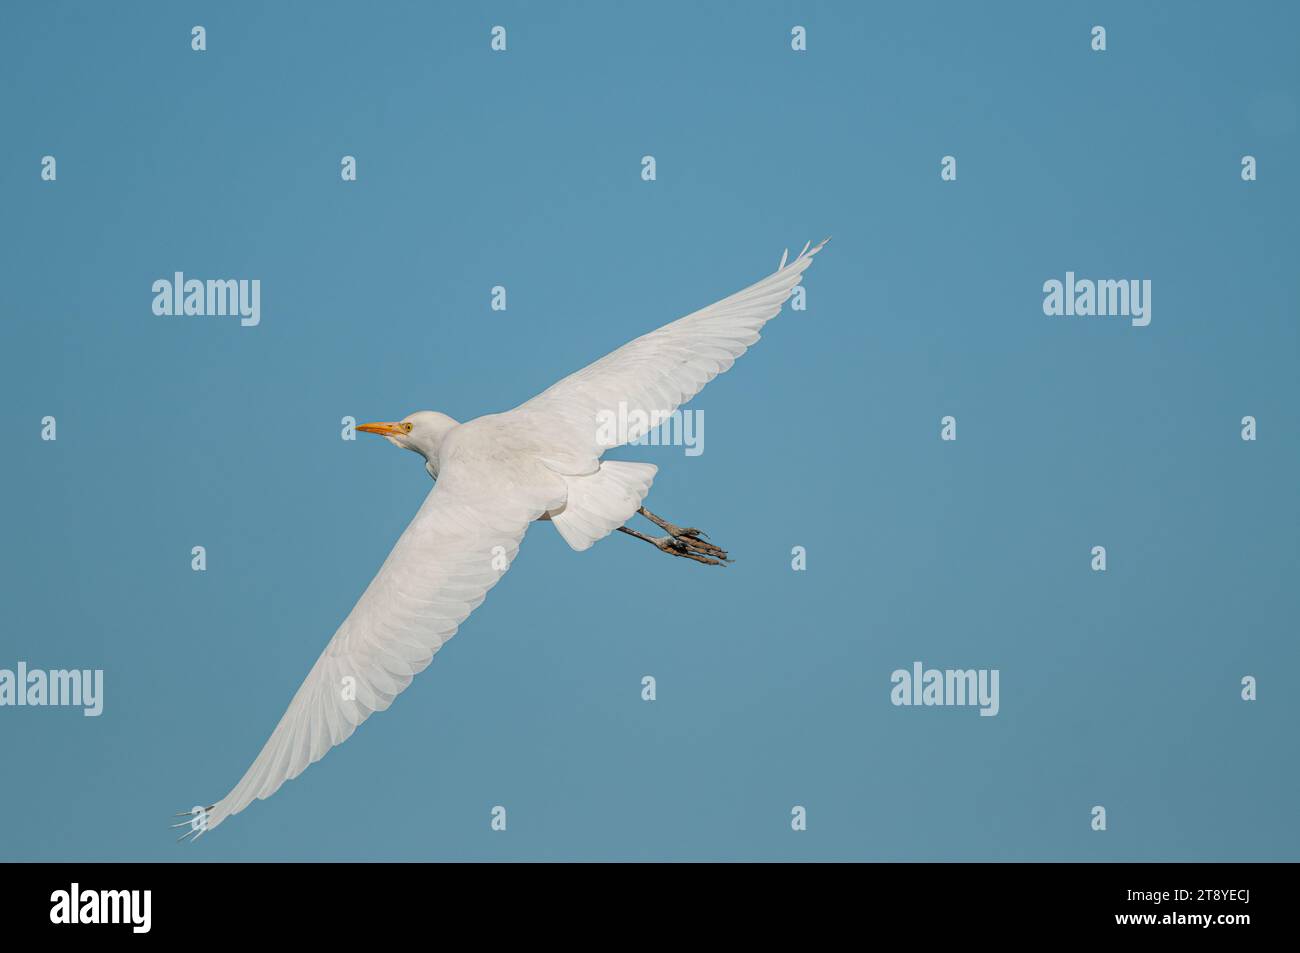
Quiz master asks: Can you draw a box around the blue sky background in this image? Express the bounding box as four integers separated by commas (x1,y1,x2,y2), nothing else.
1,1,1296,861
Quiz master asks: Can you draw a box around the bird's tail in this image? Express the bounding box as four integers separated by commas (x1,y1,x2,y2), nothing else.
547,460,658,551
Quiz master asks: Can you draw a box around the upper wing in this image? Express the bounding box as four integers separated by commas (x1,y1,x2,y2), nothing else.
192,447,557,834
512,239,828,469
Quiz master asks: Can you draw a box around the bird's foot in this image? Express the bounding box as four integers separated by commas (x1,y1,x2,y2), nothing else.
637,506,709,540
652,531,731,567
617,508,732,566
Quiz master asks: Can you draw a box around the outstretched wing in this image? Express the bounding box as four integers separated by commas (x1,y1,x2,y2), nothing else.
512,239,828,468
189,448,557,835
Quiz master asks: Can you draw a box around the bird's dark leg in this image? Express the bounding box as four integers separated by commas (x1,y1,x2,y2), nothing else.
636,506,703,539
616,509,731,566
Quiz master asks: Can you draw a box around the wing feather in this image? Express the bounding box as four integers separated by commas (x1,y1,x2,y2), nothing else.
197,448,557,832
512,239,827,462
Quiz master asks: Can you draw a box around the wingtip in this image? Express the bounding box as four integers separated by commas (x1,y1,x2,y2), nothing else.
787,236,831,266
172,804,217,843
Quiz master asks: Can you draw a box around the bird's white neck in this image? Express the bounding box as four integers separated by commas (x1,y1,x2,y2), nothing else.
404,411,460,479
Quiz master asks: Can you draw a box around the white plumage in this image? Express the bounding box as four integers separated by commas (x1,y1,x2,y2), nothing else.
187,238,827,835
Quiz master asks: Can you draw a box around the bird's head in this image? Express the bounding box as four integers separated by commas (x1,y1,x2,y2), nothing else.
357,411,460,473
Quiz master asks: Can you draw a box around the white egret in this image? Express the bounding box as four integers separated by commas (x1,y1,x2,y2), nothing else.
178,239,828,838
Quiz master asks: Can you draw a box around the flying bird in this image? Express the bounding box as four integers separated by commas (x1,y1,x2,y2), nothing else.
178,238,828,838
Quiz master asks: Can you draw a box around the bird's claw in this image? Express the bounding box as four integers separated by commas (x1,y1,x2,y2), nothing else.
655,533,731,566
635,508,730,565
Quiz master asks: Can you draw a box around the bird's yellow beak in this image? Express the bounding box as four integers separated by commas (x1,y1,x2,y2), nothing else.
357,421,406,437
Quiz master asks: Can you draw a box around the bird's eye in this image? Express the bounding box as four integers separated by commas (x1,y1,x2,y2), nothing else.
402,422,413,432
